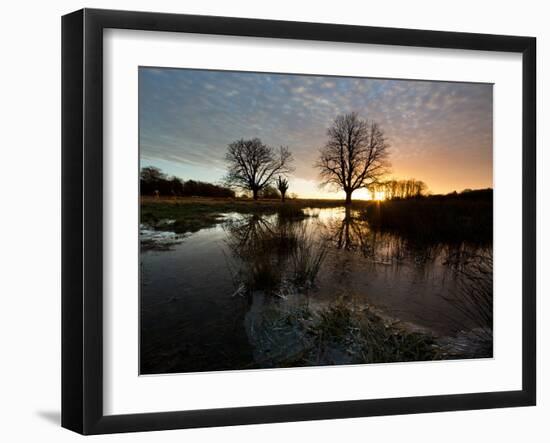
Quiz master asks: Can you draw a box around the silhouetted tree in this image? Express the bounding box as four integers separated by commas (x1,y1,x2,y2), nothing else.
140,166,167,196
376,178,428,200
260,185,280,199
140,166,166,182
182,179,235,198
413,180,428,197
139,167,235,198
168,177,185,197
276,176,289,202
316,112,390,205
225,138,294,200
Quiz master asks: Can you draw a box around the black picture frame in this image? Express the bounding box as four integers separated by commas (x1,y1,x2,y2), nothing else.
62,8,536,435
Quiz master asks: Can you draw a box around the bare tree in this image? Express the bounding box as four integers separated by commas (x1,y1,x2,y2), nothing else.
316,112,390,205
377,178,428,199
413,180,428,197
225,138,294,200
276,176,289,202
140,166,166,182
260,185,280,199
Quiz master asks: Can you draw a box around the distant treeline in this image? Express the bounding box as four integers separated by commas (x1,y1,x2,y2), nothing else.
140,166,235,198
371,179,428,199
428,188,493,201
372,179,492,201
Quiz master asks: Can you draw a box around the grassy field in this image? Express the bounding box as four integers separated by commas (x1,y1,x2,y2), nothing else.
141,195,356,211
141,193,493,243
140,196,357,233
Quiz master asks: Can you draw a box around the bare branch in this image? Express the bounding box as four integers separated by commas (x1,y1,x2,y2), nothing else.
315,112,391,203
225,138,294,200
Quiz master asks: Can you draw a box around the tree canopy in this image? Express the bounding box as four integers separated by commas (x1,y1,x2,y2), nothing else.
140,167,235,198
316,112,390,204
225,138,294,200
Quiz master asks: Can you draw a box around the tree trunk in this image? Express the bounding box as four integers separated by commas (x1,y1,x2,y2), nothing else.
252,188,259,200
345,190,352,205
281,192,286,203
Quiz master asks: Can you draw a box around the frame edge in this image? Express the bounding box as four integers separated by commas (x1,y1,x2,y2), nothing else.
62,8,537,435
521,36,537,406
61,8,85,435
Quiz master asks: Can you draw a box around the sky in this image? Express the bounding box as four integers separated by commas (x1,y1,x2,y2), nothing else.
139,67,493,198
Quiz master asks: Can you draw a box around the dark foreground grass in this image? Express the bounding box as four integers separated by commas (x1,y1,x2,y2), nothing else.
246,301,450,368
310,303,444,364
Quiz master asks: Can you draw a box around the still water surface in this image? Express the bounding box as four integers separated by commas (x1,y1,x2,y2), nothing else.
140,207,491,374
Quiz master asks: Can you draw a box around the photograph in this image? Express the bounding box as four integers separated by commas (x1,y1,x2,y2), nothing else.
138,67,494,375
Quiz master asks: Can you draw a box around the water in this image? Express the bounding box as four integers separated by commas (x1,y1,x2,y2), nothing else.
140,207,492,374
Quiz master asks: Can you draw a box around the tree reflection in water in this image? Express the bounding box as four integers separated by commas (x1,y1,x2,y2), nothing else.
139,202,493,373
219,206,493,367
224,212,328,297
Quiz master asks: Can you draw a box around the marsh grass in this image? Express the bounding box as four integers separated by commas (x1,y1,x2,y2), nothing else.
141,195,494,366
244,256,283,292
276,204,310,220
170,213,224,233
441,252,493,357
308,303,442,364
141,201,226,233
291,227,329,288
361,195,492,244
247,300,444,367
140,196,364,234
225,214,328,296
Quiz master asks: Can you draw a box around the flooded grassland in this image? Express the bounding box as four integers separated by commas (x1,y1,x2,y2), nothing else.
140,198,493,374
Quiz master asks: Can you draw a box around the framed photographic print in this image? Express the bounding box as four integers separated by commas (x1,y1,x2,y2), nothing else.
62,8,536,435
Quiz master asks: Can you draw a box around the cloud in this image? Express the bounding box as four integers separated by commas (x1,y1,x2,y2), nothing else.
139,68,492,193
